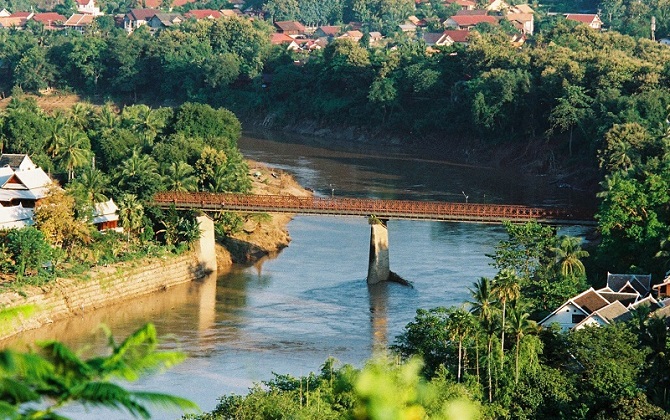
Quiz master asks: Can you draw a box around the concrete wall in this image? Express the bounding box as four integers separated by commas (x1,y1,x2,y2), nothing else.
0,252,207,341
367,219,390,285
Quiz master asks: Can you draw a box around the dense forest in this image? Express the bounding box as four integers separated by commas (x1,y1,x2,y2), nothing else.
0,98,250,285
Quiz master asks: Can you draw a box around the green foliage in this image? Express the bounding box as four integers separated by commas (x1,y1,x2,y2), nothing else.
3,227,52,278
0,323,198,419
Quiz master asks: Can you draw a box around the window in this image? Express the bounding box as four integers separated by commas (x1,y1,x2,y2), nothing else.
572,314,586,324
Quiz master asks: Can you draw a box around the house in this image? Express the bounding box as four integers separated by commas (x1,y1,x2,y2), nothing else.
443,29,471,44
220,9,242,17
274,20,305,36
92,199,120,231
399,23,417,33
540,272,658,331
486,0,509,11
271,32,299,50
63,13,94,33
0,204,34,229
0,9,10,17
10,11,34,20
184,9,222,20
32,12,67,29
315,25,340,38
0,154,37,171
148,12,182,29
565,13,603,30
0,159,54,208
407,15,426,27
507,12,533,35
338,30,363,42
0,16,28,29
124,9,158,32
511,3,534,14
369,31,383,45
76,0,103,16
444,15,497,30
443,0,477,10
456,9,489,16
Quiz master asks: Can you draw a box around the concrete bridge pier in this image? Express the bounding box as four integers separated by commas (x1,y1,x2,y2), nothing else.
195,214,217,275
367,218,390,285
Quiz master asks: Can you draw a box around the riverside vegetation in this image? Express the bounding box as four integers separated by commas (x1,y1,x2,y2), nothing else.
3,3,670,418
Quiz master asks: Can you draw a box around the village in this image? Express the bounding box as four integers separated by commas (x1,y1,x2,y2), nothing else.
0,0,621,51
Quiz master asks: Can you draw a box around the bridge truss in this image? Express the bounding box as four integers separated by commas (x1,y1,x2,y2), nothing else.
153,192,595,226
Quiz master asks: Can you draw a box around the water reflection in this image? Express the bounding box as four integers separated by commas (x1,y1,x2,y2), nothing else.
368,283,389,353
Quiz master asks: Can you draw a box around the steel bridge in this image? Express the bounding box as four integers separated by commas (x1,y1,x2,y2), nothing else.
153,192,595,226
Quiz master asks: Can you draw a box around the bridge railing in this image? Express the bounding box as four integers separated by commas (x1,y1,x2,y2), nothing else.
153,191,593,223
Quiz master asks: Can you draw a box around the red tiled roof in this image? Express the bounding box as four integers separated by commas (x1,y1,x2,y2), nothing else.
450,15,497,26
173,0,197,7
75,0,90,5
270,32,294,45
274,20,305,33
32,12,66,24
444,0,477,7
64,13,94,26
0,16,26,27
565,13,598,23
127,8,158,21
317,25,340,36
443,29,470,42
185,9,221,19
10,11,32,18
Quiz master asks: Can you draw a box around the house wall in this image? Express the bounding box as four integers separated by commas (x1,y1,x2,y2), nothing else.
541,302,584,331
0,252,207,341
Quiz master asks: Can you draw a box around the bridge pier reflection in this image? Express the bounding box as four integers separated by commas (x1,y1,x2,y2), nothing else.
368,282,389,352
367,218,390,284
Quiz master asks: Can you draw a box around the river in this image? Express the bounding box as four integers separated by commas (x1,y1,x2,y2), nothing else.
1,132,590,419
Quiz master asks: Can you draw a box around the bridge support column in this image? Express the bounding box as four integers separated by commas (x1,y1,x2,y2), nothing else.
367,218,390,285
195,214,217,275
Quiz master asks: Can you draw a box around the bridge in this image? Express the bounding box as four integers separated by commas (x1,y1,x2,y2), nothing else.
153,192,595,284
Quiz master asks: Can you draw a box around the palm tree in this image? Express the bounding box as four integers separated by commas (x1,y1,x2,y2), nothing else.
163,162,198,192
118,193,144,242
58,129,92,181
551,235,589,278
122,104,164,146
0,323,198,418
507,304,539,383
95,102,119,132
446,307,475,383
75,166,110,203
491,268,520,361
45,113,67,158
469,277,497,401
69,102,92,129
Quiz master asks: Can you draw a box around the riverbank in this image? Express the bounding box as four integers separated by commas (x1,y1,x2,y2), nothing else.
0,159,311,342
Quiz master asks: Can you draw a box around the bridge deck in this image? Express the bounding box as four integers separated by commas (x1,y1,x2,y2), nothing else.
153,192,595,226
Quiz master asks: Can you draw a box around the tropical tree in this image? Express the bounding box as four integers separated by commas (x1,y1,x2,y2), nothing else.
71,166,110,204
115,149,163,201
57,128,92,180
469,277,496,401
446,307,475,383
507,304,538,383
491,269,520,360
547,83,592,156
0,323,198,419
163,162,198,192
551,235,589,278
118,193,144,242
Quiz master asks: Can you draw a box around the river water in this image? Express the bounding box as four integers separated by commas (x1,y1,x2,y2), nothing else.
1,132,589,419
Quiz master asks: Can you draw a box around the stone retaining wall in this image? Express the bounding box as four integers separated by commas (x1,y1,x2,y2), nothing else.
0,253,206,341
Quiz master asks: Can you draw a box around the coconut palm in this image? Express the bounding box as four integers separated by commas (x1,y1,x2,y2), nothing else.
118,193,144,242
446,307,476,383
551,235,589,278
74,166,110,203
116,149,163,200
95,102,119,131
491,268,520,361
507,304,539,383
69,102,93,129
45,113,68,158
163,162,198,192
122,104,164,146
58,129,92,181
469,277,497,401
